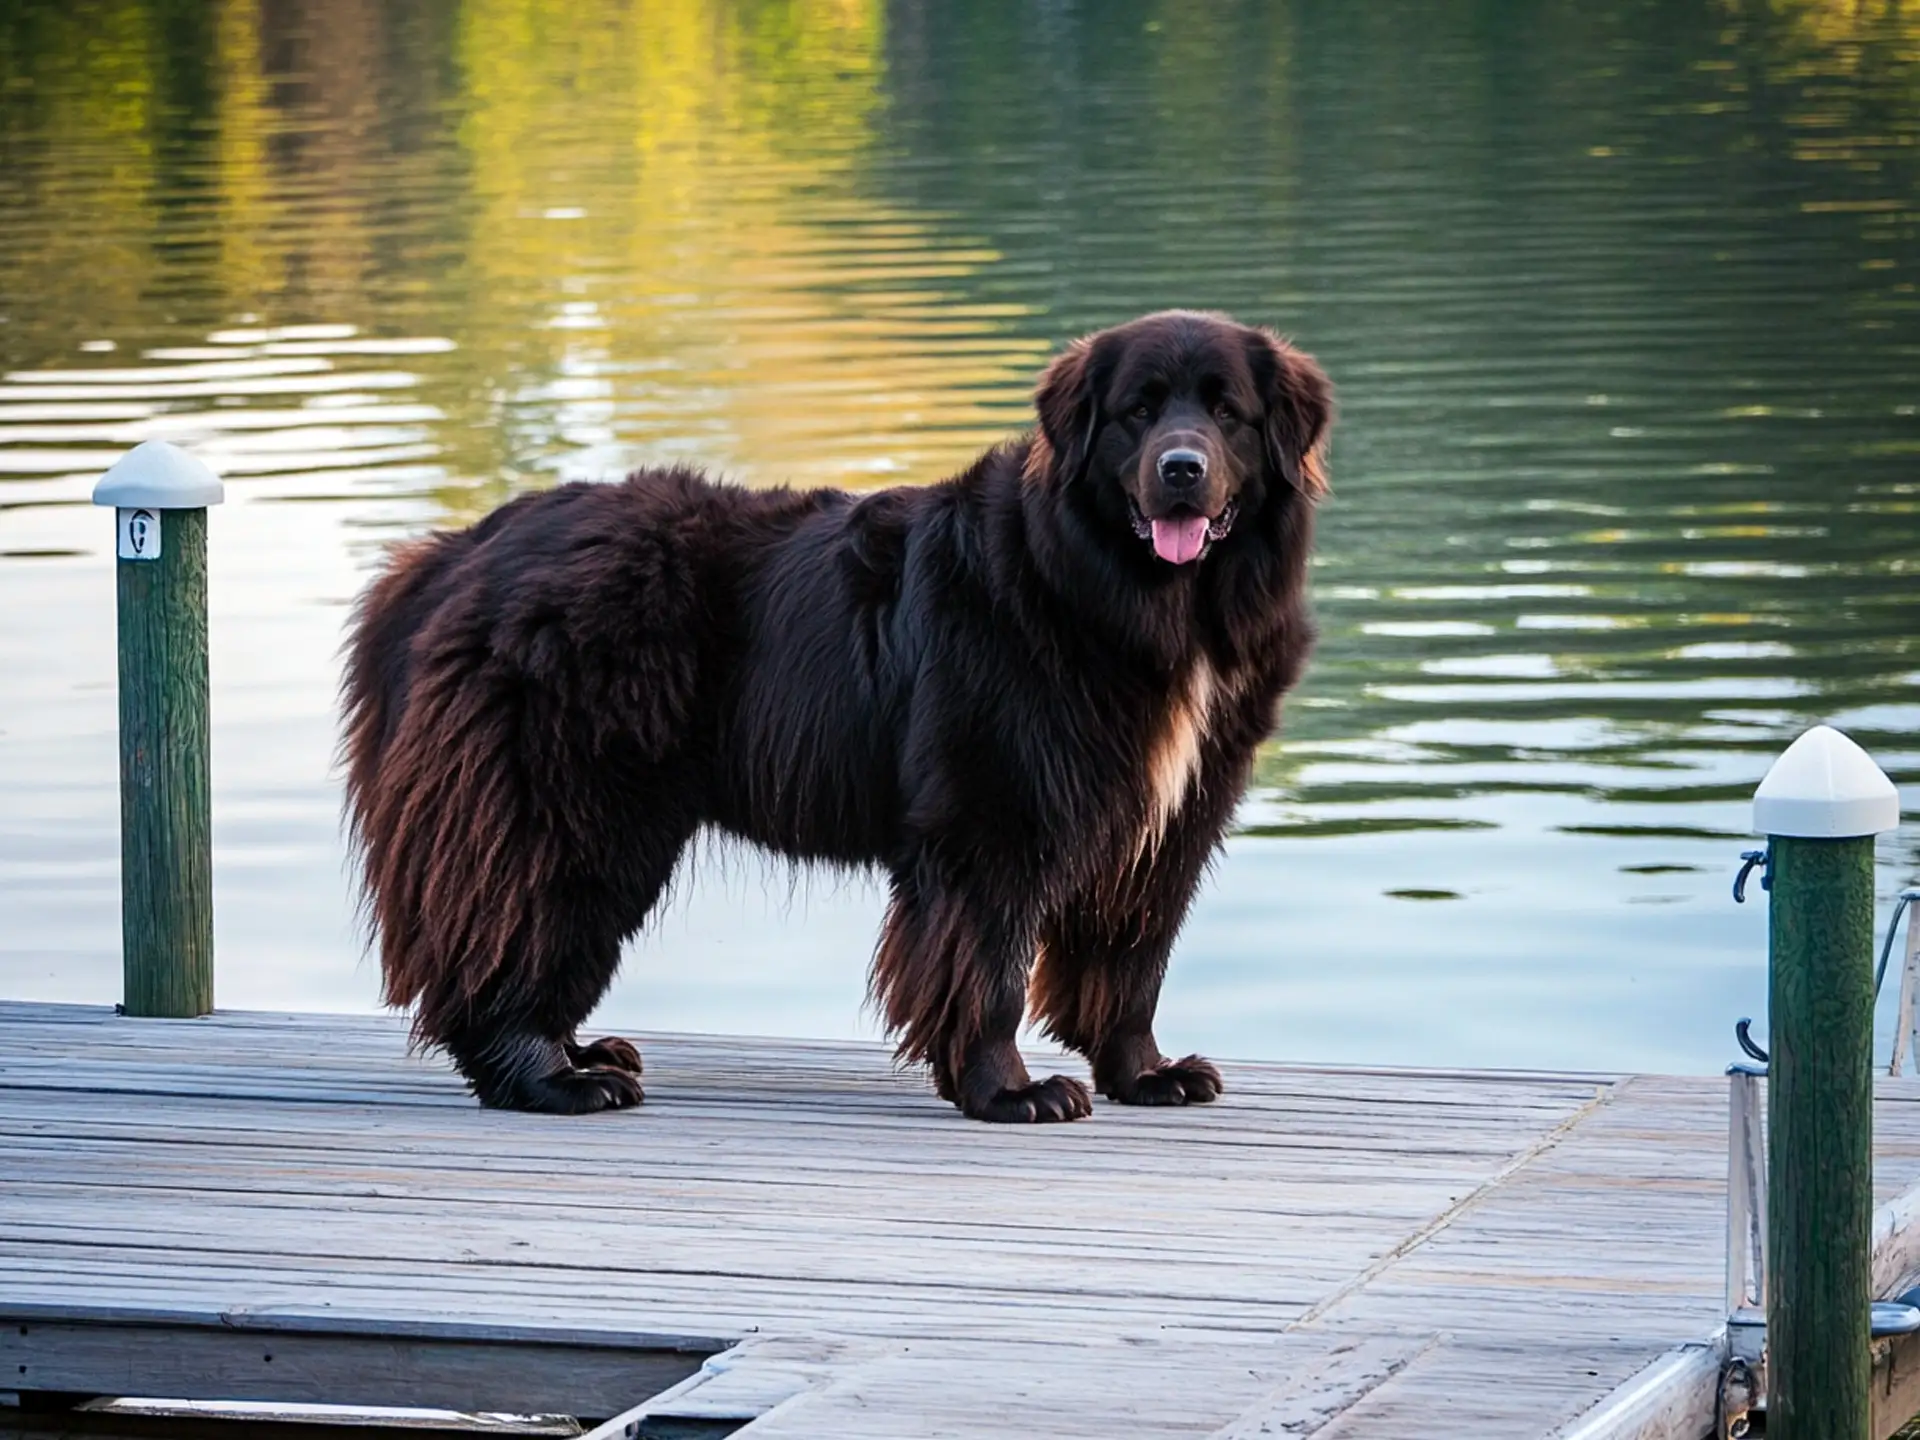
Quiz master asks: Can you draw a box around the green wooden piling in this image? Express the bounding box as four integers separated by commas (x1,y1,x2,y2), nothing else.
1751,723,1901,1440
115,506,214,1017
1765,832,1875,1440
93,441,225,1019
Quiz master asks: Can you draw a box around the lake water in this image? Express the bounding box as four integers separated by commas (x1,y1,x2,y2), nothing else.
2,0,1917,1074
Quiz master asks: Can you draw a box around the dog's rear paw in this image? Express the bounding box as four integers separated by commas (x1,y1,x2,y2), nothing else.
568,1035,644,1075
964,1074,1093,1124
1106,1054,1223,1107
488,1065,644,1115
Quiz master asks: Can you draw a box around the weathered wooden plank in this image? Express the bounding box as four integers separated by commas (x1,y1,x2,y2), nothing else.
581,1337,883,1440
0,1304,728,1356
1208,1335,1433,1437
0,1001,1621,1085
1546,1342,1721,1440
0,1209,1356,1312
1299,1339,1693,1440
2,1319,712,1418
717,1336,1679,1440
0,1104,1579,1168
0,1251,1327,1340
0,1161,1472,1234
723,1334,1338,1440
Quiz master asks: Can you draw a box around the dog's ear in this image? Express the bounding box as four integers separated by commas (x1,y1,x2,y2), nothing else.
1250,329,1333,499
1033,335,1107,484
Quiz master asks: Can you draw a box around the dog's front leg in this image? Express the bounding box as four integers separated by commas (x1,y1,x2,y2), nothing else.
872,872,1091,1123
1031,793,1230,1109
1034,904,1225,1109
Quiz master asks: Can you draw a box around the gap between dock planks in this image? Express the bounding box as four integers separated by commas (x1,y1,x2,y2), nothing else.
7,1003,1920,1437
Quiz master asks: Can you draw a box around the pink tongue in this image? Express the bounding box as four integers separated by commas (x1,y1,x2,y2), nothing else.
1150,515,1209,565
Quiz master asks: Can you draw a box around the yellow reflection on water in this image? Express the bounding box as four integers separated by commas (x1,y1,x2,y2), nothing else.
450,0,1045,510
0,5,157,351
3,0,1056,524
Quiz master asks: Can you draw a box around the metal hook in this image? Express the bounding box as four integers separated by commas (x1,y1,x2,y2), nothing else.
1735,1018,1769,1066
1872,888,1920,1001
1733,849,1770,905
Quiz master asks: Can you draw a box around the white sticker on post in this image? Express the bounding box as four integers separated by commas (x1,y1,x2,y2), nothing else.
118,507,162,561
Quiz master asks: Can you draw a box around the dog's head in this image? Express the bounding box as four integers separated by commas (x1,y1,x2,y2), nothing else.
1031,311,1331,567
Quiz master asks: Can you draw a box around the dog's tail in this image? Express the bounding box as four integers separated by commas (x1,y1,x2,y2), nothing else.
338,528,473,1013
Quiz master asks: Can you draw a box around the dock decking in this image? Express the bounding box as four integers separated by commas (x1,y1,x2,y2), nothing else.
6,1001,1920,1438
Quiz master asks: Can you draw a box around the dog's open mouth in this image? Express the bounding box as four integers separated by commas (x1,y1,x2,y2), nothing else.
1128,500,1238,565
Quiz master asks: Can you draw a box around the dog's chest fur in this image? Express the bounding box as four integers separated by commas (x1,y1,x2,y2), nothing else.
1132,655,1239,864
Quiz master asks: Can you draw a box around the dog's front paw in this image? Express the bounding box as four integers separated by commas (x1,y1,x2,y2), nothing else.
1104,1054,1222,1107
962,1074,1093,1123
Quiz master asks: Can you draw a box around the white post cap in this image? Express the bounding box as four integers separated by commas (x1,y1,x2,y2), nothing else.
92,440,224,509
1753,724,1901,838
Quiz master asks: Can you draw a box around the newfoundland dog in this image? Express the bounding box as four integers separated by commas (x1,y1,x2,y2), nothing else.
342,310,1332,1122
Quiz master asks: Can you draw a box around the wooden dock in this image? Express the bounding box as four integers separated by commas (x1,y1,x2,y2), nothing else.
7,1001,1920,1438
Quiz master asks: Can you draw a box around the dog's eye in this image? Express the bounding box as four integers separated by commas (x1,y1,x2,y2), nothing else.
1212,402,1237,424
1130,403,1152,421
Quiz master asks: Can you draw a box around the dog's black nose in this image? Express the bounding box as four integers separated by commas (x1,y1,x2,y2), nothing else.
1157,448,1207,487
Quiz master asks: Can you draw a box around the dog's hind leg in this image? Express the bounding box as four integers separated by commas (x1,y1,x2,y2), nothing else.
428,812,694,1115
566,1034,644,1074
353,500,716,1114
872,871,1092,1124
443,1026,642,1114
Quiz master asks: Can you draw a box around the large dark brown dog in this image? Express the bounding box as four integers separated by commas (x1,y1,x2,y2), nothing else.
342,310,1331,1122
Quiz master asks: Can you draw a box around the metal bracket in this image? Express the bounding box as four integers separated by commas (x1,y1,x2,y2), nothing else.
1886,888,1920,1077
1726,1064,1768,1325
1718,1355,1761,1440
1722,1061,1768,1439
1733,849,1771,904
